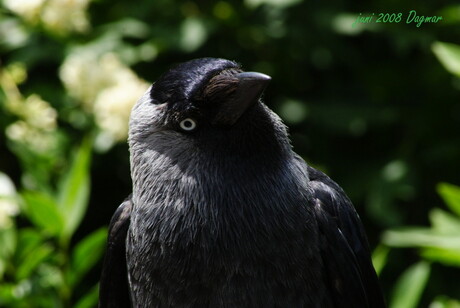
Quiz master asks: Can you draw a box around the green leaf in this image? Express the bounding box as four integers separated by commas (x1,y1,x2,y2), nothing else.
57,138,92,242
278,98,309,124
245,0,303,9
16,243,54,280
383,227,460,249
421,247,460,267
74,284,100,308
390,261,431,308
372,245,390,276
437,183,460,217
0,227,17,279
429,208,460,234
20,191,64,236
15,228,43,262
438,5,460,25
0,282,17,306
69,227,108,287
430,295,460,308
432,42,460,77
179,17,208,52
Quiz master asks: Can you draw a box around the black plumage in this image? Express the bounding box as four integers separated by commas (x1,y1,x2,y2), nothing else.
99,58,386,307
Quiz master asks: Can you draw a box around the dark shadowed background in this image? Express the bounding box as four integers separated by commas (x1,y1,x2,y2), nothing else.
1,0,459,307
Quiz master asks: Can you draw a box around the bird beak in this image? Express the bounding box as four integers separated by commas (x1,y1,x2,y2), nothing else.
211,72,271,126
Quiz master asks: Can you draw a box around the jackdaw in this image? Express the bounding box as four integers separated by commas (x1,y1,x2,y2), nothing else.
99,58,386,307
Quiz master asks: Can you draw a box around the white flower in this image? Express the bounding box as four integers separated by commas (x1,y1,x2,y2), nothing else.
23,94,58,131
60,52,113,110
2,0,46,23
60,52,149,147
94,79,148,145
41,0,92,34
3,0,92,34
0,172,19,229
60,53,132,109
6,121,57,153
3,92,58,153
5,120,29,141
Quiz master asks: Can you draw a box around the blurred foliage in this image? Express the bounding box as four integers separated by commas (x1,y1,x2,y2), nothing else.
0,0,459,306
383,183,460,308
0,140,106,307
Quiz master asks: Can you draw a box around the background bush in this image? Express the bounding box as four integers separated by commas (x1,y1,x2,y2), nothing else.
0,0,459,307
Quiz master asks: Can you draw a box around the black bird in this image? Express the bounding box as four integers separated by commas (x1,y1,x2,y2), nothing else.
99,58,385,307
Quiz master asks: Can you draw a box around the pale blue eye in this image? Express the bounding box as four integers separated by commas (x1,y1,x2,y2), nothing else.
179,118,197,131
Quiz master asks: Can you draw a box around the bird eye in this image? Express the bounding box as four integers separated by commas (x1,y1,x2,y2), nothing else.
179,118,197,131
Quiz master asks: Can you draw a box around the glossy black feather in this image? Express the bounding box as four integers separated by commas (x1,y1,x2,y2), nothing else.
99,197,132,308
307,165,386,307
149,58,239,107
99,57,386,307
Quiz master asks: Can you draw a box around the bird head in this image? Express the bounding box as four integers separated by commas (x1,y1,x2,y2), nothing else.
129,58,290,163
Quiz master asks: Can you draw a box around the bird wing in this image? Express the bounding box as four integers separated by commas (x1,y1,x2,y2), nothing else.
99,196,133,308
307,165,386,308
